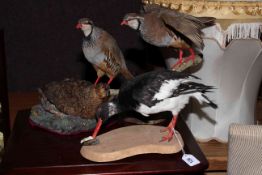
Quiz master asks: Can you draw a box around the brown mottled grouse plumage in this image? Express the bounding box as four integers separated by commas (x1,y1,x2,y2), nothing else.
39,79,110,119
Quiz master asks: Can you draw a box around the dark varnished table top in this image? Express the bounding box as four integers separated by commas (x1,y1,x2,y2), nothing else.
0,110,208,174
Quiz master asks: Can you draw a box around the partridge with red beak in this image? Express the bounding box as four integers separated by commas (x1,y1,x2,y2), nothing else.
76,18,133,85
121,4,216,71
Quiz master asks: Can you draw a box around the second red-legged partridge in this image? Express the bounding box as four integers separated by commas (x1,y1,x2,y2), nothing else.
121,4,216,71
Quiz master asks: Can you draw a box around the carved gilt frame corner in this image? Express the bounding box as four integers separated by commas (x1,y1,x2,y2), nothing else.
142,0,262,19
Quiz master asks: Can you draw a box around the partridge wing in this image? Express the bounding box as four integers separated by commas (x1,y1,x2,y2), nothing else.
162,12,205,49
142,4,161,13
98,31,122,75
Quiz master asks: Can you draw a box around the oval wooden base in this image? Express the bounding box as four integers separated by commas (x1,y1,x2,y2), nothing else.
80,125,184,162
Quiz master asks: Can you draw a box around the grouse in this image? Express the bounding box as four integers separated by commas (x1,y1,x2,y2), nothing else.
40,79,110,119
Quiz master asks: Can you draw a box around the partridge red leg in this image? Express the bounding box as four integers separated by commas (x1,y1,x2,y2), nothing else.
171,49,184,69
160,115,177,142
184,48,195,63
107,77,114,85
94,76,101,86
171,48,196,70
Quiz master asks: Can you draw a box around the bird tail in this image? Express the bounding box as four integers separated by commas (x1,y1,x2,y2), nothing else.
197,17,216,28
121,67,134,80
195,93,218,109
202,94,218,109
181,81,217,108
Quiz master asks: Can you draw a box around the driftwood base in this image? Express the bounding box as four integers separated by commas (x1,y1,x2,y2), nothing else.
80,125,184,162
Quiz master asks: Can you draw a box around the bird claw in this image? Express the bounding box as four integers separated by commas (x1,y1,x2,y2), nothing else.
80,136,100,146
172,58,196,72
159,129,174,142
171,51,199,72
171,60,183,70
184,55,195,64
160,135,173,142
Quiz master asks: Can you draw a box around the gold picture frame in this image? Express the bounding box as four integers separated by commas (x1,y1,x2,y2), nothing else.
142,0,262,19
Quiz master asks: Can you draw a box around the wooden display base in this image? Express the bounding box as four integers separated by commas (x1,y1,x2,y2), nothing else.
80,125,184,162
1,110,209,174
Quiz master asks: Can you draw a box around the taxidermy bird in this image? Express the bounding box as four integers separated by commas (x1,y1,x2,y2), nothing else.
76,18,133,85
81,70,217,144
121,4,216,71
39,79,110,119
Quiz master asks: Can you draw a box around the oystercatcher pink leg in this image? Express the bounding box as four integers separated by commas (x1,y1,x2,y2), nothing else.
160,115,177,142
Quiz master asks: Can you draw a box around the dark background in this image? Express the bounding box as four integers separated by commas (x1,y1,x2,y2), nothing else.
1,0,165,91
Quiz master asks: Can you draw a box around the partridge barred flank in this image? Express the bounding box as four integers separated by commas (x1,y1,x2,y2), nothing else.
77,18,134,85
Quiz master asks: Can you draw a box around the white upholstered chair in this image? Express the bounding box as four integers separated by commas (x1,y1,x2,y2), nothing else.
148,0,262,142
227,123,262,175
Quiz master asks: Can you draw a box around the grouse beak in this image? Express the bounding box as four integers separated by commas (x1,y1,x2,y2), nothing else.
120,20,128,26
76,23,82,29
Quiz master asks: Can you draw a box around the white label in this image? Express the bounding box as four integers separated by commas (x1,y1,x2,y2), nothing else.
182,154,200,166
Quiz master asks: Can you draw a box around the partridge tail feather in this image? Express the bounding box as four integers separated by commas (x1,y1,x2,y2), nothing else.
198,17,216,28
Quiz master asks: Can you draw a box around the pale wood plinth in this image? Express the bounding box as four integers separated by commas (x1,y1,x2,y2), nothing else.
80,125,184,162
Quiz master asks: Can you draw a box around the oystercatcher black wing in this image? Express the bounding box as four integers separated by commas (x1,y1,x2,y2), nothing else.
118,70,195,108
